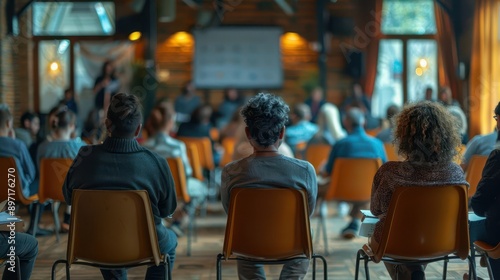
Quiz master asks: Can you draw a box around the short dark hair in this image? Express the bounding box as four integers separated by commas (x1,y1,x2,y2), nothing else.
51,108,76,130
20,111,38,128
240,93,289,147
107,93,143,137
495,102,500,116
0,104,12,128
292,103,311,121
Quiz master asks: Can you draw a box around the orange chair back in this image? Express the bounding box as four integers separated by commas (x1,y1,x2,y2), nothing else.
373,185,469,263
210,128,220,142
366,128,381,137
465,155,488,198
68,190,162,267
166,157,190,203
39,158,73,203
222,188,313,260
305,144,331,173
326,158,382,201
185,143,204,181
220,137,236,167
0,157,38,205
178,137,215,170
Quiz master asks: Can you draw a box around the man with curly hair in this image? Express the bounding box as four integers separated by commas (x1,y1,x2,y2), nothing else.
221,93,317,279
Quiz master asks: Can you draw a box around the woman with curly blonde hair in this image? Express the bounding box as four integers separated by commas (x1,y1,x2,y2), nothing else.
370,101,469,280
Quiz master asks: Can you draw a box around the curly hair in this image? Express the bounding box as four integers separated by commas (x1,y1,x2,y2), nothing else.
394,101,461,164
240,93,289,147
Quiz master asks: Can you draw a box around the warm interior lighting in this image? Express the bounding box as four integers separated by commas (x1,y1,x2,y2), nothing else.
50,61,59,72
281,32,307,49
171,31,193,46
129,31,142,41
415,67,423,76
418,58,428,68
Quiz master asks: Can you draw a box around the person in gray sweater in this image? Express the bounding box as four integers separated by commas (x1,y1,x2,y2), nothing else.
63,93,177,280
221,93,317,280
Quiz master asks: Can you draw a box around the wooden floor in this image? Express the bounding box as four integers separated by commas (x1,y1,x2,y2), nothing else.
2,202,489,279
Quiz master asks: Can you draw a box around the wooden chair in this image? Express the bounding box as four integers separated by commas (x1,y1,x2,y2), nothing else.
185,143,204,182
318,158,382,255
383,143,402,162
51,190,171,279
474,241,500,279
34,158,73,241
465,155,488,198
177,137,216,201
305,144,331,173
354,185,475,280
219,137,236,167
166,157,195,257
216,187,327,279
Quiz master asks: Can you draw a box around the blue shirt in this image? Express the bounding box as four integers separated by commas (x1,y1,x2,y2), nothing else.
324,126,387,175
286,121,319,148
37,138,86,167
0,137,36,197
462,131,497,165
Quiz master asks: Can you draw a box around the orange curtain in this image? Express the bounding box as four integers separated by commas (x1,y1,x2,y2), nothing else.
434,3,461,103
360,0,382,97
469,0,500,136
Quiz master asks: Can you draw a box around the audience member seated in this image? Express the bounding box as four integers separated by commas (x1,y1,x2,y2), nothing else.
174,80,201,124
470,149,500,280
461,102,500,170
0,105,36,198
63,93,177,279
424,86,434,101
232,117,294,161
308,103,346,146
143,102,207,236
376,104,401,143
318,107,387,239
304,86,326,123
215,88,244,129
219,108,242,142
340,83,380,130
285,103,318,152
370,101,467,280
438,86,461,107
81,108,105,144
221,92,317,279
0,232,38,279
177,104,222,166
35,108,85,233
14,111,40,149
58,88,79,115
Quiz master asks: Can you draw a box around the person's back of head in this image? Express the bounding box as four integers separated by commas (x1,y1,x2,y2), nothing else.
425,86,433,100
343,107,365,130
292,103,311,123
147,102,175,135
386,105,401,127
106,93,143,138
51,108,76,133
0,104,13,132
438,86,452,105
190,104,212,124
318,103,346,140
394,101,460,164
241,93,289,147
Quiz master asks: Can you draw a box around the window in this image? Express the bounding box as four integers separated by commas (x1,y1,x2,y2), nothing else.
33,2,115,36
372,0,438,118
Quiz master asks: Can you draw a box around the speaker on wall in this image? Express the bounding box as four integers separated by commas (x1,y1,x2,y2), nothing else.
345,51,365,79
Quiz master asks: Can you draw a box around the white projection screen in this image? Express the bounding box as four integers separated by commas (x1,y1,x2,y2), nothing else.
193,27,283,89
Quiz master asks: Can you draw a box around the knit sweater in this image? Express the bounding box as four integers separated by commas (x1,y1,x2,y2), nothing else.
63,137,177,242
370,161,468,243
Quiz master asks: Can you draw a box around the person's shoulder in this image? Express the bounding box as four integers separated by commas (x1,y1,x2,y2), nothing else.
280,156,316,173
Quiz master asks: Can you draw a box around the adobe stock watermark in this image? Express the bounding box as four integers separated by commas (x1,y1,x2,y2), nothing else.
6,167,18,273
339,10,382,63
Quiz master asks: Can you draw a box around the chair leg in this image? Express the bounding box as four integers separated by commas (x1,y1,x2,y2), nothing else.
312,256,317,279
51,259,68,280
442,258,448,280
15,256,21,280
216,254,223,280
31,203,42,237
320,202,329,256
355,250,362,280
186,207,195,257
467,255,478,280
313,255,328,280
52,201,61,242
363,254,370,280
165,255,172,280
